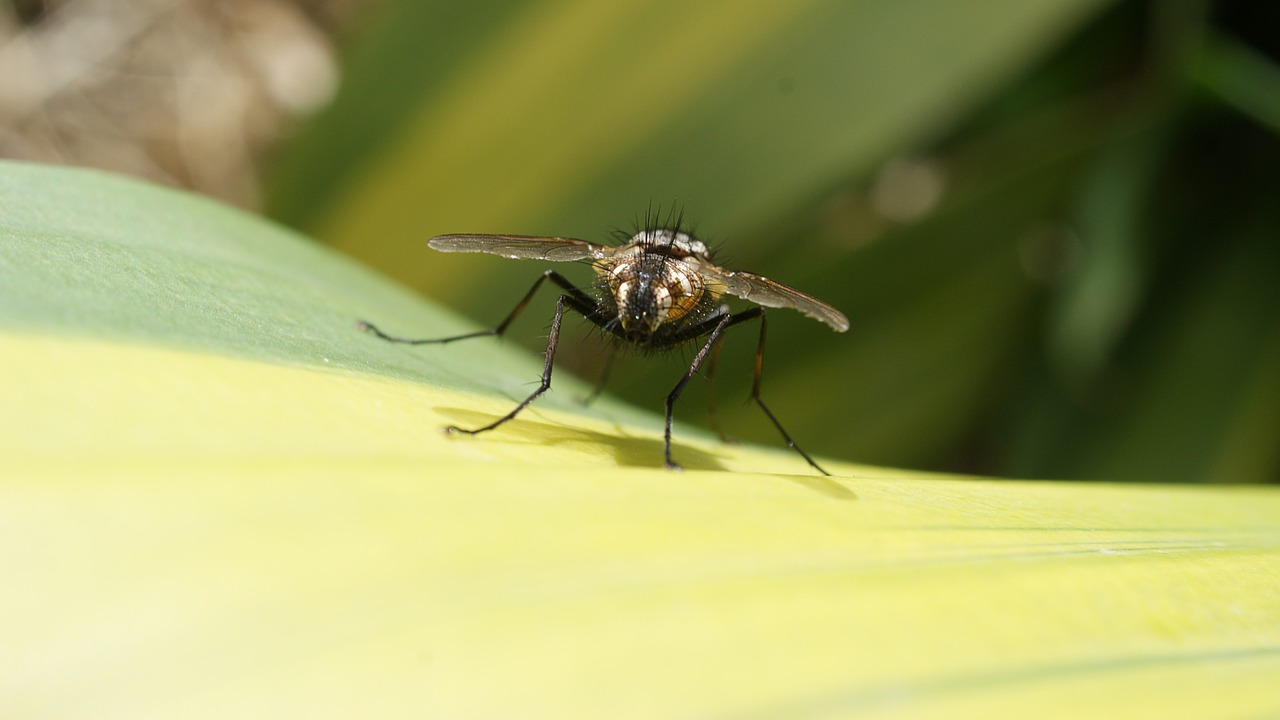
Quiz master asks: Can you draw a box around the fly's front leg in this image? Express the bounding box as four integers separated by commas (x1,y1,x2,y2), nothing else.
358,269,589,345
447,294,572,435
662,314,734,471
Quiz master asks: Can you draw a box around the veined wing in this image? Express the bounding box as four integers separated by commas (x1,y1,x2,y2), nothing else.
714,269,849,332
428,234,610,262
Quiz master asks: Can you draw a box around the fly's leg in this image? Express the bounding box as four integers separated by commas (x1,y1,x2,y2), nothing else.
743,309,831,476
580,343,618,406
662,314,734,471
703,331,734,444
662,307,832,475
359,270,596,437
358,269,590,344
447,294,571,435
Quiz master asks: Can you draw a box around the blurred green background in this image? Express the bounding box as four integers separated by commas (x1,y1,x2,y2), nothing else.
5,0,1278,482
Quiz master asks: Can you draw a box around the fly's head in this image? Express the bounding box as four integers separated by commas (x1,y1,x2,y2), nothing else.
598,230,719,342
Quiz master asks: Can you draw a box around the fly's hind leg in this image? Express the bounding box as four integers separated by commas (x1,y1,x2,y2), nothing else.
580,343,618,406
703,329,735,444
742,308,832,476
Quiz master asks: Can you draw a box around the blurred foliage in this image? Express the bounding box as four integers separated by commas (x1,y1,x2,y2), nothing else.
267,0,1280,483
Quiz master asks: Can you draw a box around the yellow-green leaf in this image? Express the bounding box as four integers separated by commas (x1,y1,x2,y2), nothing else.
4,163,1279,718
269,0,1118,289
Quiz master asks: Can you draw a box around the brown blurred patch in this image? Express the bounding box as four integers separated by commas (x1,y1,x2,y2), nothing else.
0,0,369,207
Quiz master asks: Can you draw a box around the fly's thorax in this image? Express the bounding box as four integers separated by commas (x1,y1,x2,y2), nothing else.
614,229,711,260
647,229,709,257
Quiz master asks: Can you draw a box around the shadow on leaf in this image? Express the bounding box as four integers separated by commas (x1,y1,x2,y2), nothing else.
433,405,858,500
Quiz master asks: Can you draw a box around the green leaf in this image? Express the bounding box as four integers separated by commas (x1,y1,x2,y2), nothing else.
1195,30,1280,136
5,162,1280,717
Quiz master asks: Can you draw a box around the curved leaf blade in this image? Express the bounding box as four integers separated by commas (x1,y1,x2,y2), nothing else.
3,163,1279,719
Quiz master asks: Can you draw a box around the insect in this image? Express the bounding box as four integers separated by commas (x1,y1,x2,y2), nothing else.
359,218,849,475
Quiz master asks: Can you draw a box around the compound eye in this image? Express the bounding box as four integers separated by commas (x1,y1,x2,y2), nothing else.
652,285,673,315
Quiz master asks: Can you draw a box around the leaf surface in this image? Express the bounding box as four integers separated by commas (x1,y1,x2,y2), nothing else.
3,163,1279,719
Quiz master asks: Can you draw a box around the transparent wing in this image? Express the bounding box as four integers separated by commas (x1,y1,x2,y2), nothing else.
713,269,849,332
428,234,610,262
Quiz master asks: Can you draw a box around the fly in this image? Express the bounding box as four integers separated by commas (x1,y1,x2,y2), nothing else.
359,216,849,475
